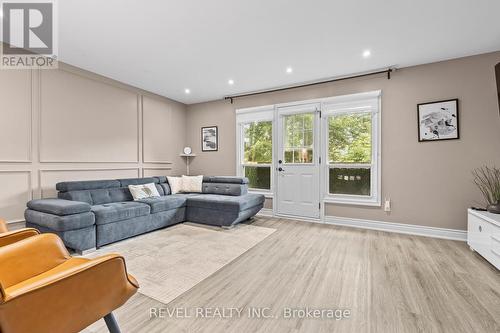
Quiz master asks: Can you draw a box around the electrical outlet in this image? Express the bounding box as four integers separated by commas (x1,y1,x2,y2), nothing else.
384,198,391,212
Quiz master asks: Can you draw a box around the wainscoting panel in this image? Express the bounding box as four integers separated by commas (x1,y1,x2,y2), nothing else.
39,69,140,163
142,167,173,178
142,96,173,163
39,168,141,198
0,70,32,162
0,171,32,223
0,63,186,225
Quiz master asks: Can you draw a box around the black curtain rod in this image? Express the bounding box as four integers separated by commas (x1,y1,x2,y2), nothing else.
224,68,394,104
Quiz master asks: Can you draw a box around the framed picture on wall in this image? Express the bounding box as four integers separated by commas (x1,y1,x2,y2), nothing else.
201,126,218,151
417,99,459,142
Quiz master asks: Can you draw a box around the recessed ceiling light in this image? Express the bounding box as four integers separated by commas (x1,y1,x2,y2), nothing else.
184,88,190,94
363,50,371,58
228,79,234,85
286,67,293,74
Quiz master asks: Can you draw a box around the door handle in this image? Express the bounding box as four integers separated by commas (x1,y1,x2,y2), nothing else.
278,167,285,172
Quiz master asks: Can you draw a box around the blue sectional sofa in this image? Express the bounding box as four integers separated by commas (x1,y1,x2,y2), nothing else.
24,176,264,252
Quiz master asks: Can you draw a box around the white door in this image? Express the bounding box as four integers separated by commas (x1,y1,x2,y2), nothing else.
276,103,321,219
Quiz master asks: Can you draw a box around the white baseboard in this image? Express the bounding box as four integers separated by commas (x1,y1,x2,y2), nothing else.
257,208,274,217
256,210,466,241
324,216,466,242
6,220,26,231
275,213,322,223
6,219,24,224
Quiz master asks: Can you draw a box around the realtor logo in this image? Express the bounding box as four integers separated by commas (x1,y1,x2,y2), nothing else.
1,0,58,68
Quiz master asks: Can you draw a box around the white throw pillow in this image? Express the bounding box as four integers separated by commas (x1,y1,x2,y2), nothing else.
181,175,203,193
167,176,184,194
128,183,160,200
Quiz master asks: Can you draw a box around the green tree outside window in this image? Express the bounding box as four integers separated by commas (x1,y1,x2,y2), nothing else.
244,121,272,164
329,113,371,163
243,121,272,189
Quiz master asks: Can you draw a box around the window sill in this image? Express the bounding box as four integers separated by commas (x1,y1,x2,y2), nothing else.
323,196,381,207
249,190,273,198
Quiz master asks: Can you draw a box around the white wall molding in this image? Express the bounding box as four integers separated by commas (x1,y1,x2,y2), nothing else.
0,170,32,224
0,70,32,163
38,69,141,164
141,95,175,164
0,62,187,225
142,167,172,177
324,216,466,241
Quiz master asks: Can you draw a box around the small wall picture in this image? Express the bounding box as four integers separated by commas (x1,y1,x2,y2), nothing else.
417,99,459,142
201,126,218,151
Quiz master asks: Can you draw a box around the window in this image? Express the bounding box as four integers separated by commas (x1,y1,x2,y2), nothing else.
235,91,380,204
242,121,272,190
322,92,380,206
329,112,372,195
236,106,274,193
283,113,314,163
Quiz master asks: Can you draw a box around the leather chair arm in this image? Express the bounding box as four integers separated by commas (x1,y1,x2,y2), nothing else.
0,234,70,289
0,228,40,247
0,255,138,333
3,254,138,301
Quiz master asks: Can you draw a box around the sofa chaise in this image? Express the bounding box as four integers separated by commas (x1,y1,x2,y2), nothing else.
24,176,264,252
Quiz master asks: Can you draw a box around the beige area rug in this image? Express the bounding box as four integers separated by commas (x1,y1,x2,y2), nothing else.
86,223,276,304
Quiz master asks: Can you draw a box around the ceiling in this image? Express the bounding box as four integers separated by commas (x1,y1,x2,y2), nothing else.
55,1,500,103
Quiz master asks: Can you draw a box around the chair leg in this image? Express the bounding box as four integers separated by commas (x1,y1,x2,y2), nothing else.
104,312,121,333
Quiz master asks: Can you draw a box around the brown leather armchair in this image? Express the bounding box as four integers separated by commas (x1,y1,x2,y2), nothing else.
0,218,40,247
0,233,138,333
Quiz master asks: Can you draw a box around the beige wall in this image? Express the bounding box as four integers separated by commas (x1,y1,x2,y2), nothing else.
1,51,499,230
186,52,500,230
0,63,187,224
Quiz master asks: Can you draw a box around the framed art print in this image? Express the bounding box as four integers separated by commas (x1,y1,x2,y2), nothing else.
417,99,459,142
201,126,218,151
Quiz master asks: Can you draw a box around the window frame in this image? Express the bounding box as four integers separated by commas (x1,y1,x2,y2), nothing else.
235,106,274,196
321,91,381,206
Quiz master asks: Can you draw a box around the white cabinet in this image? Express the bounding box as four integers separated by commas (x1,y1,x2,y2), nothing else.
468,209,500,270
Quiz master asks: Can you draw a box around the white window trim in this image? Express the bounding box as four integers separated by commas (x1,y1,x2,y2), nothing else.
320,90,382,206
235,106,275,195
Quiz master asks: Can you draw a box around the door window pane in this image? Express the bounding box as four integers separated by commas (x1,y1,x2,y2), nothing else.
243,121,272,164
304,130,313,146
284,149,293,163
329,113,371,163
283,113,314,163
245,166,271,190
284,148,313,163
329,168,371,195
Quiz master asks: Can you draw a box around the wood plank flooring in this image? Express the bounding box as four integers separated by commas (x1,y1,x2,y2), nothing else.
84,216,500,333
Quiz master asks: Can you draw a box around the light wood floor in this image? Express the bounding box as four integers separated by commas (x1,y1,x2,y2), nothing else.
85,216,500,333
